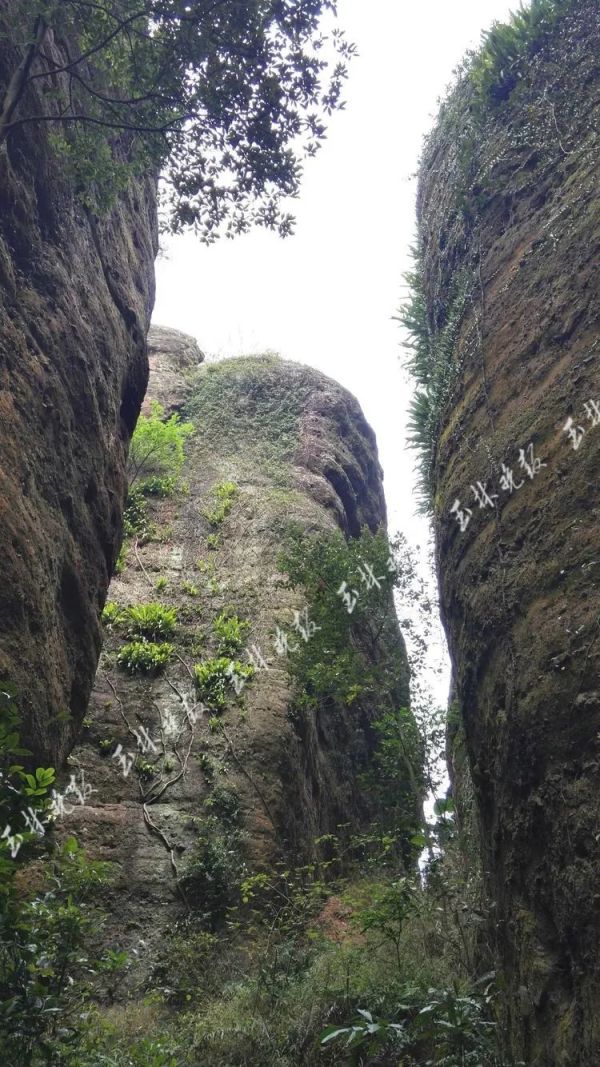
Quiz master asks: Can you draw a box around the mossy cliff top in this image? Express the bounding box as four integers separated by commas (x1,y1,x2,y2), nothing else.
183,353,388,537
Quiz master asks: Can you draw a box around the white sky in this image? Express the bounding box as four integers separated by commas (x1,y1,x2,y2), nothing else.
152,0,517,708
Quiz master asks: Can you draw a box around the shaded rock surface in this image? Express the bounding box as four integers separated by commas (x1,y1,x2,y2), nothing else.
0,12,158,763
62,329,411,983
419,2,600,1062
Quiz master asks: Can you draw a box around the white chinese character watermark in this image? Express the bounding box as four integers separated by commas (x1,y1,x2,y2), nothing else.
132,725,158,755
273,626,299,657
64,768,96,806
245,643,269,671
1,824,24,858
470,481,498,510
517,442,547,480
583,399,600,427
48,789,74,820
22,806,45,838
291,606,321,642
499,463,524,494
337,581,359,614
225,663,247,696
357,562,385,591
112,744,135,778
563,416,585,451
450,498,472,532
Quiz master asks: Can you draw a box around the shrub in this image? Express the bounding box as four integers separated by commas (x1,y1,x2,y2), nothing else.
122,483,153,539
177,817,246,928
193,658,254,710
213,612,250,656
123,603,177,641
114,544,128,575
195,558,215,575
101,601,124,627
128,400,194,488
204,786,241,826
138,475,177,496
204,481,238,527
117,641,174,674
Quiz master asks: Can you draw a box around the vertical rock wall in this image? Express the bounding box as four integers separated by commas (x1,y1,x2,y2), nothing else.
62,329,415,980
0,18,158,763
418,2,599,1062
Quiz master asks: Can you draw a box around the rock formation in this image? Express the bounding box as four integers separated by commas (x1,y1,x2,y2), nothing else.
60,327,417,985
416,1,599,1061
0,14,157,765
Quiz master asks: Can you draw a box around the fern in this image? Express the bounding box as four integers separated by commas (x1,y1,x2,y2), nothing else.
470,0,575,107
397,253,471,513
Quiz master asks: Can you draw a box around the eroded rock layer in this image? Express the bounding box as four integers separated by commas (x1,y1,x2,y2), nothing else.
0,16,157,763
419,2,599,1061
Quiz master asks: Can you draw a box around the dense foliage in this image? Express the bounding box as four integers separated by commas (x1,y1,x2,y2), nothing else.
0,692,123,1066
396,259,470,513
117,639,174,673
0,0,355,239
127,401,193,488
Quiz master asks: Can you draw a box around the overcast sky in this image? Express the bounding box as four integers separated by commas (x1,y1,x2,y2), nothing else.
152,0,517,704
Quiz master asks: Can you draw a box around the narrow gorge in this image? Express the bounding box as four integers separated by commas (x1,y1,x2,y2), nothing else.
0,1,598,1064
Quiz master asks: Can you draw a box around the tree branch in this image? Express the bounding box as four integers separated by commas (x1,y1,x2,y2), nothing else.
0,15,50,145
1,108,190,136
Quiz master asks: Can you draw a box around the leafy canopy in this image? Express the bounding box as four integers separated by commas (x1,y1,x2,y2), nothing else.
1,0,355,240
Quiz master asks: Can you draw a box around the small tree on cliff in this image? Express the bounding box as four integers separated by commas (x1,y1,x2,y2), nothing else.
0,0,354,240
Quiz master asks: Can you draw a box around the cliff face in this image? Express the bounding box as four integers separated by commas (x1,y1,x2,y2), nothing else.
417,2,599,1062
0,19,158,764
62,328,414,983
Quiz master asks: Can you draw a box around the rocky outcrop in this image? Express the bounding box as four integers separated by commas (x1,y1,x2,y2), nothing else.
418,2,599,1062
61,329,415,984
0,15,158,764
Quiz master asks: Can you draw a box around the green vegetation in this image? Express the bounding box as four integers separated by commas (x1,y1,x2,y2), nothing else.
0,694,497,1064
69,824,499,1066
278,524,406,709
203,786,241,826
0,835,121,1065
468,0,575,111
278,524,424,866
177,815,247,929
204,481,238,527
117,640,174,674
212,611,250,656
185,358,317,482
0,2,354,238
128,401,194,490
155,577,168,593
113,543,128,575
0,687,55,893
396,259,471,513
123,603,178,641
122,483,156,541
0,691,127,1065
182,581,199,597
195,558,215,576
101,601,124,628
193,657,255,711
